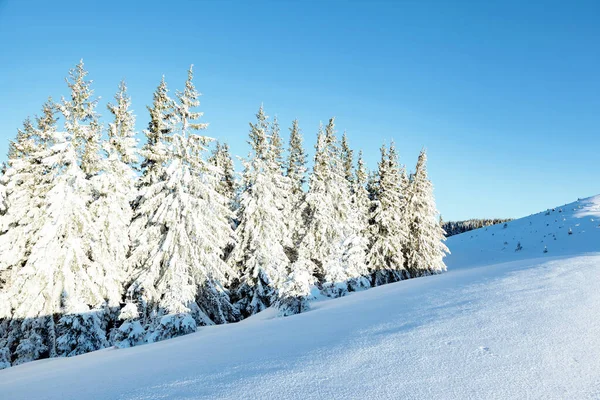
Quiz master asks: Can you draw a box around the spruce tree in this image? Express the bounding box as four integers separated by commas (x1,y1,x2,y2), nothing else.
286,119,307,196
0,105,61,367
90,80,139,316
8,118,39,161
340,131,354,186
367,142,409,286
1,126,107,364
404,149,449,276
0,102,58,292
296,119,369,298
0,61,115,363
125,68,237,345
59,59,102,176
269,115,285,170
7,99,56,163
230,106,294,317
209,141,237,205
139,76,175,188
353,151,371,239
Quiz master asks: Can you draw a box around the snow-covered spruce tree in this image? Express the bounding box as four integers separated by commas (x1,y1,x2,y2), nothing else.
125,66,237,345
89,80,139,333
138,76,175,188
286,118,307,194
404,149,449,276
367,142,409,286
229,105,296,317
276,257,315,317
120,76,175,346
0,101,56,293
0,106,56,285
340,131,354,187
269,115,285,171
285,119,307,237
1,125,107,364
208,141,237,206
7,96,56,161
352,151,371,239
7,118,40,161
366,169,379,202
296,119,369,298
0,60,117,363
0,104,59,367
59,59,102,177
50,61,121,358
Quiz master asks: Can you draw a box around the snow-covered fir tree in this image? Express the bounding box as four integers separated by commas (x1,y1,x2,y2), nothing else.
285,119,308,242
89,80,139,318
352,151,371,239
7,97,56,162
208,141,237,206
125,66,237,345
0,103,57,293
340,131,354,187
138,76,175,188
0,61,120,365
7,118,39,161
286,119,307,197
230,105,295,317
1,125,106,365
404,149,449,276
296,119,370,298
269,115,285,170
59,59,102,177
367,142,410,286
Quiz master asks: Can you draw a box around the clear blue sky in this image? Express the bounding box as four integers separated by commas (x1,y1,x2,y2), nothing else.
0,0,598,220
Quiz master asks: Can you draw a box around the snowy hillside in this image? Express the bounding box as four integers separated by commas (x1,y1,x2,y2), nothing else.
2,196,600,399
445,195,600,269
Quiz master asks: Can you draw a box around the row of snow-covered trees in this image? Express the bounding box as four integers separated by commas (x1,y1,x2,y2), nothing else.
441,218,513,237
0,61,448,368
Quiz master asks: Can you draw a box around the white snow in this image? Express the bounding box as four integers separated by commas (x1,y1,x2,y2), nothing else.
2,195,600,399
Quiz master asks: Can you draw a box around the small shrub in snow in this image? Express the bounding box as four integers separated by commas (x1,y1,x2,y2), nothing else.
515,242,523,252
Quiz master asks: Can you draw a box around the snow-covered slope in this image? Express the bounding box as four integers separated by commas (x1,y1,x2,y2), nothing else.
445,194,600,269
2,196,600,399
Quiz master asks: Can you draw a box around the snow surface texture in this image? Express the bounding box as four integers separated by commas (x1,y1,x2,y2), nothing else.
2,196,600,399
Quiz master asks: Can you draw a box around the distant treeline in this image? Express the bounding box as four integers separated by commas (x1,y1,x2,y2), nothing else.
442,218,513,237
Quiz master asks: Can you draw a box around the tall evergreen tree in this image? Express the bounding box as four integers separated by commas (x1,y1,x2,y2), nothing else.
1,61,119,365
59,59,102,176
286,119,307,196
340,131,354,186
90,80,139,315
125,68,237,345
404,149,449,276
0,101,58,293
139,76,175,188
208,141,237,205
296,119,370,298
7,99,56,163
353,151,371,238
269,115,285,170
0,121,107,364
229,106,294,317
367,142,409,286
8,118,39,161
